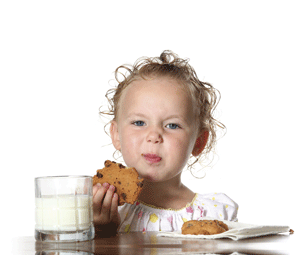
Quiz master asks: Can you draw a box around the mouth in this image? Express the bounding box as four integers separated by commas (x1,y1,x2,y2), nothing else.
142,153,162,164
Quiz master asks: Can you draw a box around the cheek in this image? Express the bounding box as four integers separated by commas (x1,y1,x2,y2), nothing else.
119,129,141,159
167,135,196,169
169,134,195,154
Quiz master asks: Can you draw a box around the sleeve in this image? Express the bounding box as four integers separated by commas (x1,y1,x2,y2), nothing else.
201,193,238,222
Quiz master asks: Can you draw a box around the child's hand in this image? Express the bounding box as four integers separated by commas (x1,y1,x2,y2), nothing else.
93,183,121,236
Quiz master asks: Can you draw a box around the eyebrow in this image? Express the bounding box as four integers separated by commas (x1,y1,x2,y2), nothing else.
165,115,191,125
126,113,148,119
126,113,189,123
165,114,184,120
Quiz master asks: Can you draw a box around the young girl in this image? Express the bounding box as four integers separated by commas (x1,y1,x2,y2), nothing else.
93,50,238,234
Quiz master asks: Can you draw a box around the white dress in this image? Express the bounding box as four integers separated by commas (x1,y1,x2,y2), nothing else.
118,192,238,232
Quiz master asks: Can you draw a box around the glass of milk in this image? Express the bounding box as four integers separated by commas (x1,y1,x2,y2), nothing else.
35,176,95,242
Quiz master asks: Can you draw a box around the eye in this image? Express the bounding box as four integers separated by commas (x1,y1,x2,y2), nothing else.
166,123,180,129
132,120,145,126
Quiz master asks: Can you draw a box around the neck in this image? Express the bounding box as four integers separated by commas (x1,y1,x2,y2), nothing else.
138,176,195,209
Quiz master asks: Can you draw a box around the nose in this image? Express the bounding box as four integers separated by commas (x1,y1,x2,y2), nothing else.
146,129,163,144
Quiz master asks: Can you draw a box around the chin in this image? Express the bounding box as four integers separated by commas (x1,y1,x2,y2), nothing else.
139,173,160,182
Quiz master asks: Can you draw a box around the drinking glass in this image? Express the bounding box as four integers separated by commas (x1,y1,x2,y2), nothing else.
35,176,95,242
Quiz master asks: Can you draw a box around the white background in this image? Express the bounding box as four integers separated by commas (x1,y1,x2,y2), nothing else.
1,0,299,252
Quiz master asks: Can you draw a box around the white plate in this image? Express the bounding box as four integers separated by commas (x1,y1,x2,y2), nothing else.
157,217,291,240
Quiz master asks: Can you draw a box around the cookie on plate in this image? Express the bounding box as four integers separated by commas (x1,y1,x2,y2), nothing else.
182,219,228,235
93,160,144,206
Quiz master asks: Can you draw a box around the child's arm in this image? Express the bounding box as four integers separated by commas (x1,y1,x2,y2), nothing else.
93,183,121,237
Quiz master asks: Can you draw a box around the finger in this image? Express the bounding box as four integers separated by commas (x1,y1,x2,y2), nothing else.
110,193,119,222
93,183,108,212
93,183,101,198
101,185,115,216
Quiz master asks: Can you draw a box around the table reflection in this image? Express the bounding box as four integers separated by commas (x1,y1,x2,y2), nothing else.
34,232,294,255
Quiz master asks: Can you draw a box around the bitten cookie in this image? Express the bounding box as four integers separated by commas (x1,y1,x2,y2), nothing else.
182,220,229,235
93,160,144,206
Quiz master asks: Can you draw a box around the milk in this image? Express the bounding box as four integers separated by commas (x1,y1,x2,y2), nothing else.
35,195,93,231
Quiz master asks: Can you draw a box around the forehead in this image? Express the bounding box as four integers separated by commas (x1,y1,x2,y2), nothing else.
117,77,195,119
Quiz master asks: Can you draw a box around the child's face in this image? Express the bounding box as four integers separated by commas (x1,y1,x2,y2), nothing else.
110,77,200,182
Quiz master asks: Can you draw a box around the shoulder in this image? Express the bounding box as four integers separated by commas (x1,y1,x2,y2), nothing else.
197,193,238,207
195,193,238,221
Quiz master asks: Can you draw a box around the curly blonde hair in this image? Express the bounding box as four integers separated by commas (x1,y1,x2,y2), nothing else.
100,50,225,172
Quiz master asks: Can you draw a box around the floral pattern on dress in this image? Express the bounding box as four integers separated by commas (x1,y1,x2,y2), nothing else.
118,193,238,232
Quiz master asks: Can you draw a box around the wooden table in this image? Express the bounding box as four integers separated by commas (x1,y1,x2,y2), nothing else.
12,232,296,254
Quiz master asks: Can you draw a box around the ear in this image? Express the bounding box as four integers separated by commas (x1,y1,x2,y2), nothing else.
192,130,209,157
110,120,121,151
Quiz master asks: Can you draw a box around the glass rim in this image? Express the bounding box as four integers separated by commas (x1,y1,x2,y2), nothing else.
35,175,92,180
